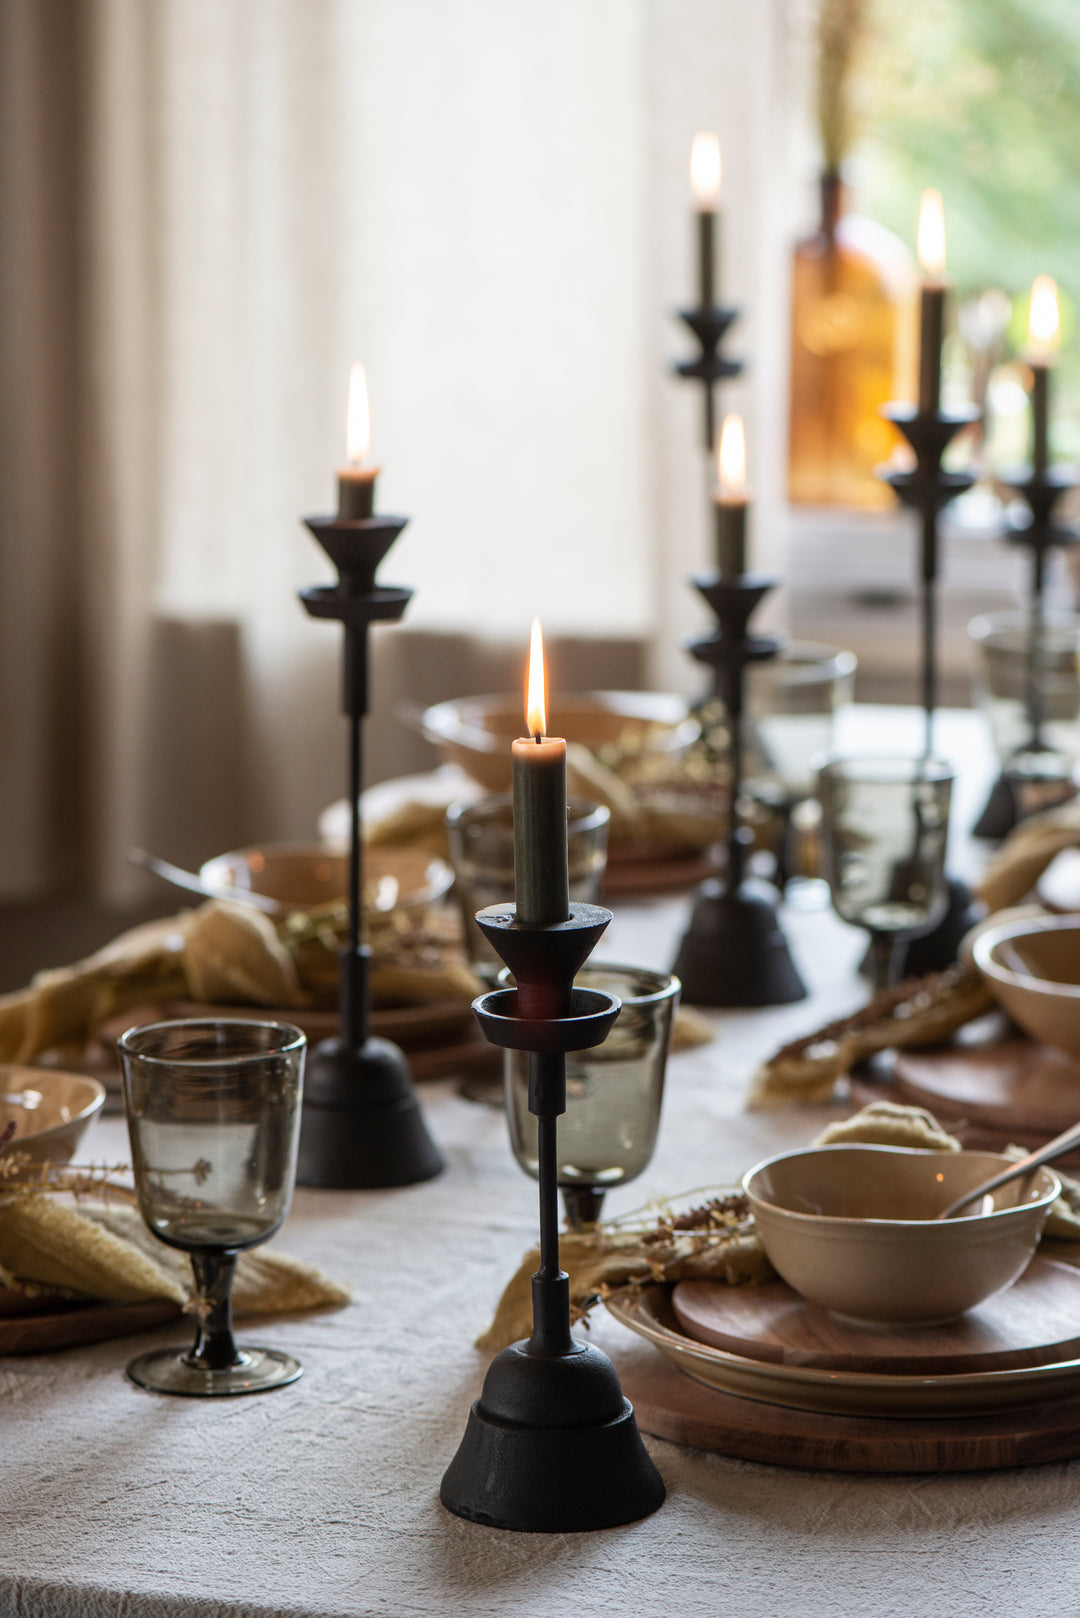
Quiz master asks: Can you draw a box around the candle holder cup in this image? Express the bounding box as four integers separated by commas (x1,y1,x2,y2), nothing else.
440,903,665,1533
671,573,807,1007
875,401,983,975
973,465,1080,840
673,305,743,451
295,510,442,1189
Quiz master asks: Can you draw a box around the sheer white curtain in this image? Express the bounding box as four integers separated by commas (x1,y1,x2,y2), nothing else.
1,0,793,900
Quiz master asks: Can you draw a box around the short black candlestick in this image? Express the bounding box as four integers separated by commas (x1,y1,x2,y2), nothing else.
294,501,442,1189
876,402,983,972
440,903,665,1533
671,572,806,1007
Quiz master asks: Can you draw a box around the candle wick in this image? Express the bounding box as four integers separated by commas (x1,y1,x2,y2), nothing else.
533,731,541,745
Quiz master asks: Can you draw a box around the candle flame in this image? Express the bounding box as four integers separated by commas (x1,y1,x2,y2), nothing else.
717,414,746,496
917,189,946,278
526,617,546,740
690,132,722,209
346,362,370,465
1028,275,1060,355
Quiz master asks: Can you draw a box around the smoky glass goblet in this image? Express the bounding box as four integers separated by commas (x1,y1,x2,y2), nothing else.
118,1018,306,1397
503,964,680,1229
817,756,954,991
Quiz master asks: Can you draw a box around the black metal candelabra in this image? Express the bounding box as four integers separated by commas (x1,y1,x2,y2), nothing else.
440,902,665,1533
877,401,983,973
673,306,743,452
295,509,443,1189
671,573,806,1007
972,464,1079,840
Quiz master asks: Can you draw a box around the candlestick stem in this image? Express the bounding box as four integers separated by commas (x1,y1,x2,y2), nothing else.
920,572,936,760
1032,365,1050,481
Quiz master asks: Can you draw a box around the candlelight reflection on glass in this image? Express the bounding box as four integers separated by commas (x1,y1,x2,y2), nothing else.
817,757,954,991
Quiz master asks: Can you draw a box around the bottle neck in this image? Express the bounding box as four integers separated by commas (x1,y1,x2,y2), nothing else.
820,169,843,240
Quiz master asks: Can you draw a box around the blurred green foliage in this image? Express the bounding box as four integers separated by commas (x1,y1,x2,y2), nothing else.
855,0,1080,398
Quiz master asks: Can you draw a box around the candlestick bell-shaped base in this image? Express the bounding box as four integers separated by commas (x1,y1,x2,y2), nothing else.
440,905,664,1533
898,876,985,979
672,875,806,1008
297,1035,443,1190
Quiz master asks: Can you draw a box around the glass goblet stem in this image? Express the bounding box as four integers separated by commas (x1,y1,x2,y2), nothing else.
867,932,905,994
186,1252,241,1372
562,1186,605,1230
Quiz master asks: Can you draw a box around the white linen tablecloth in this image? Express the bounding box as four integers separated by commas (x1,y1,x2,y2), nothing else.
4,708,1075,1618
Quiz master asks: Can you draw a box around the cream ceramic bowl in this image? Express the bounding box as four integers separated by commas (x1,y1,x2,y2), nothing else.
0,1068,106,1165
200,842,452,916
419,691,699,792
743,1145,1059,1326
973,913,1080,1059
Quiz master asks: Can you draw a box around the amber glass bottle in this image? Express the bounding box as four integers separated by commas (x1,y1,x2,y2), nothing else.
788,172,915,510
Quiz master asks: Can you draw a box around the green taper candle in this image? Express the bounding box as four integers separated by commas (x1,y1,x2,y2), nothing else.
512,619,570,926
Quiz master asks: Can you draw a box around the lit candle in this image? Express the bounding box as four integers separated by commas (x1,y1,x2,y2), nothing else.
1027,274,1060,479
690,132,722,308
337,363,380,519
713,413,748,581
511,619,569,927
916,188,948,415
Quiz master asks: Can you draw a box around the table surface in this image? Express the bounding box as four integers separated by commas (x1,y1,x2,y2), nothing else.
6,708,1073,1618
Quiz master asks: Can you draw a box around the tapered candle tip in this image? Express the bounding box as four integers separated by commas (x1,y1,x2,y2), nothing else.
717,414,746,497
346,363,371,466
690,132,722,208
917,189,946,278
1029,275,1060,356
526,618,547,740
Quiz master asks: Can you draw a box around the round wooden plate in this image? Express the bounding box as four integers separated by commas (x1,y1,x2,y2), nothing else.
851,1026,1080,1158
672,1257,1080,1375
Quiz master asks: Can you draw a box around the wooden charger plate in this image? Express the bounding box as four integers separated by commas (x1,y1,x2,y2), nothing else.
0,1297,181,1356
616,1341,1080,1474
850,1018,1080,1159
671,1257,1080,1375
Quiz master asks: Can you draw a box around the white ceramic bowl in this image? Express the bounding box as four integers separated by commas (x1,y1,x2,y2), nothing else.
973,913,1080,1059
0,1068,106,1165
743,1145,1059,1326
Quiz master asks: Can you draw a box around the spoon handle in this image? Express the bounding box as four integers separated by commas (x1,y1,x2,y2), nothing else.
938,1118,1080,1220
129,849,283,917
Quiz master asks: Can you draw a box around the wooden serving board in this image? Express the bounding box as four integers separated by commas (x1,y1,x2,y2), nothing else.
603,849,720,897
0,1297,182,1356
672,1258,1080,1375
850,1025,1080,1159
618,1344,1080,1473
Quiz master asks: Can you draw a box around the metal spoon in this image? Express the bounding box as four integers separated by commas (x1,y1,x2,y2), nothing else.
936,1118,1080,1219
129,848,283,916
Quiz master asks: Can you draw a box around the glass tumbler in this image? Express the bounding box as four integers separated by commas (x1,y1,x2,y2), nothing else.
817,757,954,990
118,1018,306,1397
969,609,1080,801
744,642,857,891
503,965,680,1229
446,795,610,979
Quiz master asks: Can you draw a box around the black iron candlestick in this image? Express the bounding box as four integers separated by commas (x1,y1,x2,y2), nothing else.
294,505,443,1189
972,464,1079,840
877,401,983,973
673,306,744,452
440,902,665,1533
671,572,806,1007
